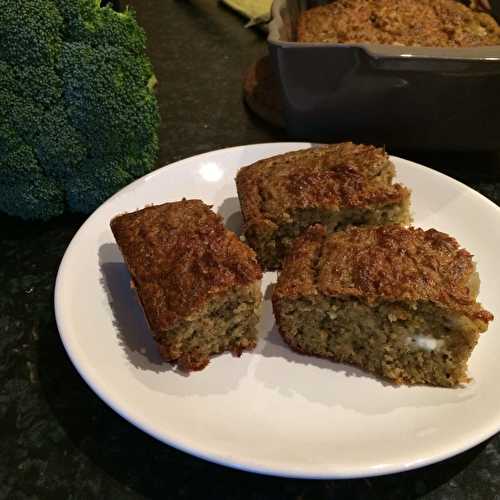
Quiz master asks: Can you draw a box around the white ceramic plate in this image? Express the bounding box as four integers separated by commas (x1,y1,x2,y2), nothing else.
55,143,500,479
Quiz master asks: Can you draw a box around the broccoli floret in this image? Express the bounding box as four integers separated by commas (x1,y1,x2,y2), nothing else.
54,1,147,54
0,0,63,66
0,62,61,107
0,145,64,220
0,0,160,220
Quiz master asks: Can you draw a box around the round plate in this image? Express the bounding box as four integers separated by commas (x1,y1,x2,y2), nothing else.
55,143,500,478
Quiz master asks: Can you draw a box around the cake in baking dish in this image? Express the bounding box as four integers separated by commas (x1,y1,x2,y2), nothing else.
297,0,500,47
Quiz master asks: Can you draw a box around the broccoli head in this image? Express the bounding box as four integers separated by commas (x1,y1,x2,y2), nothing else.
0,0,160,220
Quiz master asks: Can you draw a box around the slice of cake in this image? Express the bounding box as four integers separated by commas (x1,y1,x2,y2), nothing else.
236,143,411,270
272,224,493,387
110,199,263,371
297,0,500,48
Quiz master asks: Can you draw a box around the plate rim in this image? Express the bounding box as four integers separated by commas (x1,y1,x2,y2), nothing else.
54,142,500,479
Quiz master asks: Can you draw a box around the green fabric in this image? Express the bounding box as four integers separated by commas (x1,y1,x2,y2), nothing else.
221,0,273,26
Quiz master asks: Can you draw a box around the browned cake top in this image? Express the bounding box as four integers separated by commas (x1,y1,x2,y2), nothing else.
110,200,262,331
236,143,409,225
274,224,493,322
297,0,500,47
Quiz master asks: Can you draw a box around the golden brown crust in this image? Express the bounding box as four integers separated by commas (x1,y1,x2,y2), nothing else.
236,142,409,225
297,0,500,47
274,224,494,322
110,199,263,332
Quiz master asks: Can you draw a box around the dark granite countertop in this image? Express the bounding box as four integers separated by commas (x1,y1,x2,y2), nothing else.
2,1,500,498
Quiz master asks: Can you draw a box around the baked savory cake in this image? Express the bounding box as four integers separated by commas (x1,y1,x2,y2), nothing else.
110,199,263,371
297,0,500,47
236,143,411,270
272,224,493,387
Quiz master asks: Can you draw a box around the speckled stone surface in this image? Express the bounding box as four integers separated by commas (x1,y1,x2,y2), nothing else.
2,1,500,499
